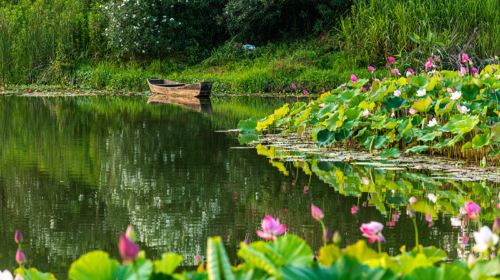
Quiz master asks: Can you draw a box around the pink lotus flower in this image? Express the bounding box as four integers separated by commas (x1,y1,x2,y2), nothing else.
302,89,309,95
368,66,375,73
435,57,440,63
409,108,417,115
311,204,324,221
459,66,468,76
460,234,469,245
14,230,23,244
119,233,139,263
351,205,359,215
16,249,26,265
392,213,400,222
425,58,433,70
471,67,478,75
406,68,414,77
391,68,401,76
425,213,433,224
291,83,298,89
350,74,358,82
360,222,385,243
464,201,480,219
461,53,469,63
388,56,395,64
256,215,286,240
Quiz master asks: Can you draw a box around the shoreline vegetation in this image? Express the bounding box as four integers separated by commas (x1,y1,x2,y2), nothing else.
0,0,498,93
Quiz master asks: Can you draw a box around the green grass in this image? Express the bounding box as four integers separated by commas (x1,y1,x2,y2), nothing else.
338,0,500,64
68,41,375,94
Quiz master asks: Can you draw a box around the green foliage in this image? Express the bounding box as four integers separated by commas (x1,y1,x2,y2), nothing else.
338,0,500,65
69,251,119,280
0,0,96,84
153,253,183,275
240,66,500,162
10,235,500,279
207,236,235,280
224,0,351,43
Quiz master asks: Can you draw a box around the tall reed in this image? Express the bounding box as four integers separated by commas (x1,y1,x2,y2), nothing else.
338,0,500,65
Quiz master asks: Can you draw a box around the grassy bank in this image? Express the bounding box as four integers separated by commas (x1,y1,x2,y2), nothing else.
17,40,372,94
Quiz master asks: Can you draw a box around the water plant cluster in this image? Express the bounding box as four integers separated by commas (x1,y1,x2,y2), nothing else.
3,202,500,280
239,56,500,164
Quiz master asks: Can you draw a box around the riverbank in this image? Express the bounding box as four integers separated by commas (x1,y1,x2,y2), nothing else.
36,40,370,94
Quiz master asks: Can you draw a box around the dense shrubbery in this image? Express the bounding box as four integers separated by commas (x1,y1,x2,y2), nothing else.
224,0,352,43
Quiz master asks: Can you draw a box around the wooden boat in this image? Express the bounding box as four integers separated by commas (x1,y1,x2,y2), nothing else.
147,94,212,113
147,78,212,97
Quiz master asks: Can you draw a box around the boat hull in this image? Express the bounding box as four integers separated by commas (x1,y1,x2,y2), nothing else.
148,78,212,98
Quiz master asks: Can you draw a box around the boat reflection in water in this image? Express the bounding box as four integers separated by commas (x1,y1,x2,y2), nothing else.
148,94,212,113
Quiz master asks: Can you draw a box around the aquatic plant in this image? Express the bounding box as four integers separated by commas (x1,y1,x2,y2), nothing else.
4,205,500,280
238,58,500,164
256,215,287,241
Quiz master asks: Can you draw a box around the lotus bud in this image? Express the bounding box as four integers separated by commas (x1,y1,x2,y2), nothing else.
351,205,359,215
493,218,500,234
14,230,23,244
15,249,26,265
311,204,324,221
119,234,139,263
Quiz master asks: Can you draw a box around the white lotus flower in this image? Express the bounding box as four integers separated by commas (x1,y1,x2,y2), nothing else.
393,90,401,97
427,193,437,203
0,270,13,280
428,118,438,127
416,89,426,97
14,274,22,280
451,217,462,227
473,226,499,253
450,91,462,100
362,109,370,118
457,105,470,114
362,176,370,185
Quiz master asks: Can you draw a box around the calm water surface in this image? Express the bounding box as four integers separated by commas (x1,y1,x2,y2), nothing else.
0,95,496,276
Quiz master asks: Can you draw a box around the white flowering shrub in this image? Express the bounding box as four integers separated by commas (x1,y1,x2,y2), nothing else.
103,0,226,58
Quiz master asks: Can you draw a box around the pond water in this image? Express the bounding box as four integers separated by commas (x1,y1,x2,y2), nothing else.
0,95,498,277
